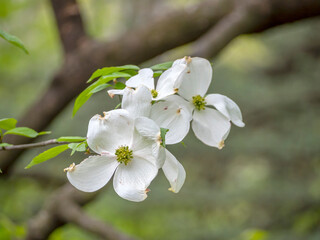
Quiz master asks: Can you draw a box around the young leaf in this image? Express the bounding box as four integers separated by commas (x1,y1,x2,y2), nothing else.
4,127,38,138
0,143,13,148
25,144,69,169
120,69,138,77
88,84,112,95
153,71,162,78
73,81,101,117
38,131,52,136
0,29,29,54
150,61,173,71
87,65,140,83
0,118,17,130
57,136,86,142
160,128,169,148
68,142,87,156
114,82,126,89
73,72,131,117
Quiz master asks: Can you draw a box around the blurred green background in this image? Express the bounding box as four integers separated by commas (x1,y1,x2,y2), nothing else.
0,0,320,239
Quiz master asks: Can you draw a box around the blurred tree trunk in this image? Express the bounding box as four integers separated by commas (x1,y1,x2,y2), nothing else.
121,0,167,29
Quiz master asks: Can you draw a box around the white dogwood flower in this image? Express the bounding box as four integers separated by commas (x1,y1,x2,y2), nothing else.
151,57,244,149
66,109,163,202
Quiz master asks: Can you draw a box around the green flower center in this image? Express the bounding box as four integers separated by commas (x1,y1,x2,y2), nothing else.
151,89,158,98
115,145,133,165
192,95,206,111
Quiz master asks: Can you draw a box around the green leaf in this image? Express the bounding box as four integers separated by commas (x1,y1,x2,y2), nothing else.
0,143,13,148
160,128,169,148
153,71,162,78
3,127,50,138
0,169,2,173
73,72,131,117
88,84,112,95
73,81,101,116
0,29,29,54
0,118,17,130
38,131,51,136
150,61,173,71
25,144,69,169
121,69,138,77
114,82,126,89
4,127,38,138
87,65,140,83
68,142,87,156
57,136,86,142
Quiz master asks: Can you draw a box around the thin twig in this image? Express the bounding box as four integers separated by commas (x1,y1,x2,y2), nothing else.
0,139,70,151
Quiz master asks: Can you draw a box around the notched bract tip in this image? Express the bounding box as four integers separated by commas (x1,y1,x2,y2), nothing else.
157,132,163,145
218,140,225,150
64,163,76,172
184,56,192,64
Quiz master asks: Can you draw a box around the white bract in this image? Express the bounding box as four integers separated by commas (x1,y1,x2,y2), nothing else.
121,85,152,118
150,95,192,145
108,65,187,100
133,114,186,193
65,109,163,202
162,149,186,193
151,57,245,149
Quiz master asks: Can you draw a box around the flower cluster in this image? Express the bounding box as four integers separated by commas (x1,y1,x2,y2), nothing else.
65,57,244,202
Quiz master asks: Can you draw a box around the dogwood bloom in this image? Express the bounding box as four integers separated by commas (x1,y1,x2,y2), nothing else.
151,57,244,149
65,109,163,202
